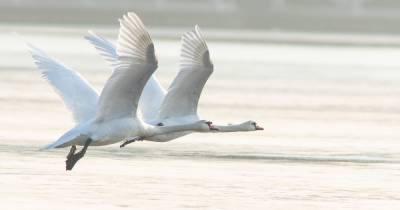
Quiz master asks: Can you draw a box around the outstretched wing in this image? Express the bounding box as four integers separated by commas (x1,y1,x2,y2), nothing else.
95,12,158,121
28,44,99,123
84,30,166,122
137,76,166,121
158,25,213,119
84,31,119,67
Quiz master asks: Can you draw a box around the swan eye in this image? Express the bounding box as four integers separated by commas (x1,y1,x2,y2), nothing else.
157,122,164,126
251,122,256,126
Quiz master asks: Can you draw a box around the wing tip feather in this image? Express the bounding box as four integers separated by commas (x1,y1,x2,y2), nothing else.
180,25,213,69
116,12,157,65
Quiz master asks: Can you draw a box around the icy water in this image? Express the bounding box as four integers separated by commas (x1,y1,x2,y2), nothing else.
1,26,400,210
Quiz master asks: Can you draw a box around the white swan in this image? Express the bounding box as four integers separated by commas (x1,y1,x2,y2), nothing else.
86,26,263,144
29,12,214,170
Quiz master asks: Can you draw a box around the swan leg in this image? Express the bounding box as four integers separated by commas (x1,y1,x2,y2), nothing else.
66,145,77,159
120,137,143,148
65,138,92,171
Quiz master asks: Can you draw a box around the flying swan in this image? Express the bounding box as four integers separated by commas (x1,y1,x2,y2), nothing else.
86,25,264,146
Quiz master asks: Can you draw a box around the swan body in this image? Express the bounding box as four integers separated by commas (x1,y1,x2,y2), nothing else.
47,118,137,148
144,115,198,142
42,12,160,150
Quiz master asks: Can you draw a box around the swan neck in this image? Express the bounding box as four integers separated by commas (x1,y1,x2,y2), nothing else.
214,123,248,132
149,123,196,136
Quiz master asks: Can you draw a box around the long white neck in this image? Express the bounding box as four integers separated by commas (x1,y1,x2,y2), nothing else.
213,122,251,132
146,122,201,137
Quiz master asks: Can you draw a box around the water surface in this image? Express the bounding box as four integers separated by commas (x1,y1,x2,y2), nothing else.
0,26,400,210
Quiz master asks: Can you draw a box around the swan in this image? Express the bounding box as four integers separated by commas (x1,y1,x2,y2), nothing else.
29,12,215,170
29,15,263,148
86,25,263,145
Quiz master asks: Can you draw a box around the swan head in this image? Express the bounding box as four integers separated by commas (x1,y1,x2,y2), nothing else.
243,121,264,131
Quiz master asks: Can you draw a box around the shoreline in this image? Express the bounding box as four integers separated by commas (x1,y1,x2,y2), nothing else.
3,23,400,47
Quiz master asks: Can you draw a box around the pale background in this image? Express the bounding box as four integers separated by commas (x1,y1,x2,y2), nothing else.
0,1,400,210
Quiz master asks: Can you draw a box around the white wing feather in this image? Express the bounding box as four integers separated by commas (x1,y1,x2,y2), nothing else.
158,25,213,119
85,30,166,122
28,44,99,123
138,76,166,121
84,31,119,67
95,12,158,121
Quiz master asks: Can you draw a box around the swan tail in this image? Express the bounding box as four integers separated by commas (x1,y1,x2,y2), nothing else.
41,126,89,150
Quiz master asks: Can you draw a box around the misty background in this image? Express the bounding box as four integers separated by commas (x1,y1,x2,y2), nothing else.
2,0,400,34
1,1,400,210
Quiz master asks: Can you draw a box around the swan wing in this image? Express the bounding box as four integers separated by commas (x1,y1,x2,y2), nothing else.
84,31,166,121
28,44,99,123
84,31,119,67
138,75,166,121
158,25,213,119
96,12,158,121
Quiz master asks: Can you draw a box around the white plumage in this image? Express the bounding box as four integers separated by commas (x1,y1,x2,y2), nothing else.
87,25,263,142
29,23,262,149
28,44,98,123
28,12,214,170
157,25,213,120
85,30,118,67
180,25,213,69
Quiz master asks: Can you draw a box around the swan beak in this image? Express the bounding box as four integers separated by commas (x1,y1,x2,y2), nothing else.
255,125,264,130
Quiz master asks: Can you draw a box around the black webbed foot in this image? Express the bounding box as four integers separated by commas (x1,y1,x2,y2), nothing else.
65,139,92,171
66,145,76,159
66,151,84,170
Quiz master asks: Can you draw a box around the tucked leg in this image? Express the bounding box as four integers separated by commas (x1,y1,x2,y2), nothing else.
65,138,92,171
120,137,143,148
